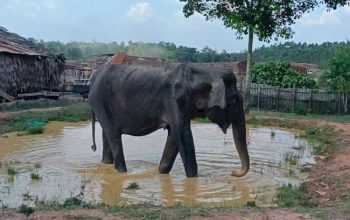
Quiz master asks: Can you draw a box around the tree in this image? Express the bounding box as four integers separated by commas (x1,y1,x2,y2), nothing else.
321,47,350,113
323,0,349,8
179,0,317,110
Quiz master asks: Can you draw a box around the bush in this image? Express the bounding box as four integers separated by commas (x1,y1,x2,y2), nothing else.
18,205,35,217
251,61,317,88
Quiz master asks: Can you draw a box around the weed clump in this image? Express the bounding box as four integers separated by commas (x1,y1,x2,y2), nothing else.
30,173,41,180
126,182,140,190
276,184,315,208
18,204,34,217
7,167,16,176
303,126,337,155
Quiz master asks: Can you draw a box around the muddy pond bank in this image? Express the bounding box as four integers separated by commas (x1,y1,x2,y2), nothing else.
0,121,315,209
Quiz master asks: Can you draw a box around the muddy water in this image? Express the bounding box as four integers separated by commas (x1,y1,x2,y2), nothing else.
0,122,314,208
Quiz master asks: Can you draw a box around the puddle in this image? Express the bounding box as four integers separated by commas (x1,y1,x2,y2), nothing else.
0,122,314,208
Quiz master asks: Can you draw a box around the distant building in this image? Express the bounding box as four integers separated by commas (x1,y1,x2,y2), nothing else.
0,27,65,101
63,61,92,91
289,62,320,74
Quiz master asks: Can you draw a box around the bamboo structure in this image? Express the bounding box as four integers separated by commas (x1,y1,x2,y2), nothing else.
0,27,65,98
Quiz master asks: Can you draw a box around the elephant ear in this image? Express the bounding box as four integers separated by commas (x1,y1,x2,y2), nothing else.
207,79,226,110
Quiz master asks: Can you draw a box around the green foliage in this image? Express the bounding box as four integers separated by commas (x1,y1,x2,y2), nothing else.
0,103,90,135
34,37,350,67
126,182,140,190
30,173,42,180
303,126,337,155
63,197,83,208
18,205,35,217
251,61,317,88
321,47,350,93
7,167,17,176
254,41,350,67
180,1,316,42
276,184,314,208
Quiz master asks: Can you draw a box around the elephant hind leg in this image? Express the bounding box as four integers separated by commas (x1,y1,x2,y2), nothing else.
104,129,127,173
102,130,113,164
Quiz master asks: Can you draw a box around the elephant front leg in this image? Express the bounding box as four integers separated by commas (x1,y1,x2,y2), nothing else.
159,131,179,174
102,130,113,164
159,121,198,177
179,122,198,177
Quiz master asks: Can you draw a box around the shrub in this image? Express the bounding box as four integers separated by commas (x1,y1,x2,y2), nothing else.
251,61,317,88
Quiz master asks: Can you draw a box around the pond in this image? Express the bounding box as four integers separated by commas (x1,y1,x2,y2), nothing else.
0,122,315,208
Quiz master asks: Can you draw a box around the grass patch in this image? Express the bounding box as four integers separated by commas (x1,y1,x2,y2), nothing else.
276,184,315,208
30,173,41,180
0,103,90,135
18,204,35,217
251,110,350,124
301,126,338,155
7,167,17,176
193,117,210,123
0,99,81,112
27,126,44,135
125,182,140,190
107,203,209,220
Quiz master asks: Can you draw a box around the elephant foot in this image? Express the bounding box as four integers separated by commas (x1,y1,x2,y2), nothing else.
185,169,198,178
114,162,127,173
184,164,198,178
159,165,171,174
102,158,113,164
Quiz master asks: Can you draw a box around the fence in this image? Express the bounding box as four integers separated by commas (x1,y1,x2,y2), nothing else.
244,83,349,114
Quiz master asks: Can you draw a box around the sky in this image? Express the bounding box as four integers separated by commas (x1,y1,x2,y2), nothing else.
0,0,349,52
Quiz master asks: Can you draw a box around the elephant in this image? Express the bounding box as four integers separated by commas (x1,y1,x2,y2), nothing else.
88,61,249,178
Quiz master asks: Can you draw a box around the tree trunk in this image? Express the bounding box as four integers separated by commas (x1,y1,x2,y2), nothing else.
244,25,254,112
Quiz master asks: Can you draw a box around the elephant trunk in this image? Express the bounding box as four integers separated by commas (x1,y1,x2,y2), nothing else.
229,99,249,177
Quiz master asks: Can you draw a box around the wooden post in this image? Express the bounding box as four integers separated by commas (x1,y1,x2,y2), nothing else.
257,84,261,111
309,89,313,113
277,87,280,112
293,87,297,113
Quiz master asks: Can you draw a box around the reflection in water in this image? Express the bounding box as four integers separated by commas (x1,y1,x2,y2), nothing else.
0,122,314,208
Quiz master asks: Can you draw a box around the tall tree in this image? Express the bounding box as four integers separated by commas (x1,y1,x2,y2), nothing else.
179,0,317,110
323,0,349,8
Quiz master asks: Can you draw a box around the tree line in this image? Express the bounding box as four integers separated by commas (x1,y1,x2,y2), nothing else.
35,40,350,67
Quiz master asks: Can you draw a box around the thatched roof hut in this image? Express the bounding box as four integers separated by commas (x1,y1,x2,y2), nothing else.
0,27,65,100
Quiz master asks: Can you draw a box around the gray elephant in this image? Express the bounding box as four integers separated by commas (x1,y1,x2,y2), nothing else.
88,62,249,177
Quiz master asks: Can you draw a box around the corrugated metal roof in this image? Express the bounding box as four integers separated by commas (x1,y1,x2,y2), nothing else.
0,38,44,56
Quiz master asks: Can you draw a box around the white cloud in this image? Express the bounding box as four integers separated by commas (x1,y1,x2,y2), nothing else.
126,1,152,22
300,10,341,26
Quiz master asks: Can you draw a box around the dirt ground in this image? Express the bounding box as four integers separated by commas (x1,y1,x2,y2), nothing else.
1,208,313,220
0,113,349,220
306,122,350,205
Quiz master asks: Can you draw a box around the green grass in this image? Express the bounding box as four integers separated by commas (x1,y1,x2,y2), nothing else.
276,184,315,208
0,99,81,112
27,126,44,135
251,110,350,124
30,173,41,180
7,167,17,176
0,103,90,135
18,204,35,217
301,126,338,155
125,182,140,190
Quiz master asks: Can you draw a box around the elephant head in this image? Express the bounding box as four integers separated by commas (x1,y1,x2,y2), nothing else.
187,64,249,177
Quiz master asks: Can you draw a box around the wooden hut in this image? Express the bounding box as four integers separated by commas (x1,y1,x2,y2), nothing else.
0,27,65,101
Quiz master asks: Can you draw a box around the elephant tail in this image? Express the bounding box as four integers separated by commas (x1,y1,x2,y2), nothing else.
91,110,97,152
